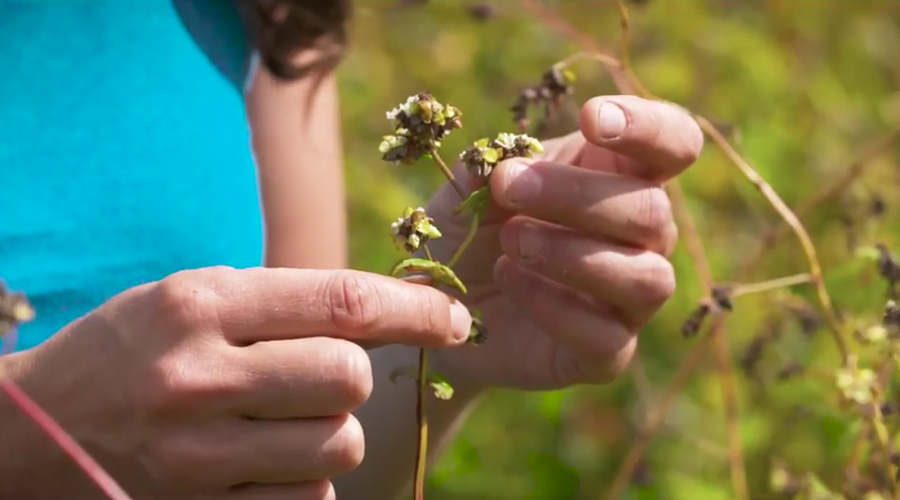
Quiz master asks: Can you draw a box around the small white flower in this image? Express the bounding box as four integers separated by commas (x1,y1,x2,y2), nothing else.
494,132,518,150
386,95,419,124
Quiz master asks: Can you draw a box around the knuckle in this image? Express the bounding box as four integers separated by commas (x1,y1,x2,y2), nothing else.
330,341,374,409
635,253,676,308
325,272,382,333
330,414,366,474
631,186,673,246
151,269,223,330
143,352,219,415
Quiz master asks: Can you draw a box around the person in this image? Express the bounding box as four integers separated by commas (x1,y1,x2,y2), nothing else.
0,1,703,499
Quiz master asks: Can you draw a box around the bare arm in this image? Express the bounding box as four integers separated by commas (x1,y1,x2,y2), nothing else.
244,54,348,269
243,55,483,499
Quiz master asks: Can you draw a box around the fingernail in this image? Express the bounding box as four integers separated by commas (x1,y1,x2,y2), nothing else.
504,162,542,206
597,101,627,139
449,299,473,343
517,223,544,261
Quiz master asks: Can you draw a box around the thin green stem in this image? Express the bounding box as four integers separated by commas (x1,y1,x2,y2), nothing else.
413,346,429,500
411,244,438,500
447,213,481,269
730,273,814,298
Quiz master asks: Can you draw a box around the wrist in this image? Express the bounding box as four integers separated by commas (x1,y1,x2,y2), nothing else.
0,348,53,496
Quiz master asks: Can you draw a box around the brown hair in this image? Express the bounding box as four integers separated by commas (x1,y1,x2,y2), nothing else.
245,0,354,81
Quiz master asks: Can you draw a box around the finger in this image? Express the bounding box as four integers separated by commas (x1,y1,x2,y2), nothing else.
499,217,675,326
163,414,364,489
578,95,704,183
493,257,637,384
226,338,372,419
154,267,472,347
489,160,677,252
224,481,335,500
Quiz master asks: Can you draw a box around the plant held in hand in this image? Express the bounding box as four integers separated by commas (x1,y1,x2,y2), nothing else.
377,91,543,500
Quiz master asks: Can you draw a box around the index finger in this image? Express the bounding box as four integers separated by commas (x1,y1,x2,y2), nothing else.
159,267,472,348
578,95,704,183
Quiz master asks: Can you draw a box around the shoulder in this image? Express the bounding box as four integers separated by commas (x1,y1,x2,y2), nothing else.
172,0,253,92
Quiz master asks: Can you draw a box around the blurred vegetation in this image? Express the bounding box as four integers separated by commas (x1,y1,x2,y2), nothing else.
335,1,900,499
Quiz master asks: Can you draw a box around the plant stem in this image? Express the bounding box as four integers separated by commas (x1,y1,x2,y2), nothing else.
447,213,481,269
413,346,429,500
731,273,814,298
0,370,132,500
410,243,440,500
871,399,899,496
428,149,467,199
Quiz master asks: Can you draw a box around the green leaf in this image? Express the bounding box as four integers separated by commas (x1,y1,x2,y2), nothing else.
391,258,467,294
434,264,466,294
390,257,438,276
427,370,455,400
453,186,491,216
388,365,455,400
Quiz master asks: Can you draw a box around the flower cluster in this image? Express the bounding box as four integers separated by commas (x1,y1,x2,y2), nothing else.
458,132,544,179
510,65,576,131
390,206,442,254
379,92,463,165
0,282,34,337
836,356,877,405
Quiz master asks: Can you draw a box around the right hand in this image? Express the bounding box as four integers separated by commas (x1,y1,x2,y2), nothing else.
1,266,472,500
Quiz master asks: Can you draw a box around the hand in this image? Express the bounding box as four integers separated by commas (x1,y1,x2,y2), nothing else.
426,95,703,391
0,266,471,499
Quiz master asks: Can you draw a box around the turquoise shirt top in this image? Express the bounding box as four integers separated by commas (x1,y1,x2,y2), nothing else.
0,1,265,351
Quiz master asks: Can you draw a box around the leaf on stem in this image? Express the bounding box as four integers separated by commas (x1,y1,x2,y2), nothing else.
453,186,491,217
391,258,468,295
389,365,455,400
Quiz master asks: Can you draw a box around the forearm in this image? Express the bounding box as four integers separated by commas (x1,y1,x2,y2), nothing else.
333,345,484,500
245,55,348,270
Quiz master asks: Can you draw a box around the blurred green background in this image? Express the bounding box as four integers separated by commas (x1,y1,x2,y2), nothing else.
334,1,900,498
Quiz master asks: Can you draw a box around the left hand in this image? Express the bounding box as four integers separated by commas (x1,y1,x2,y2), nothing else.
424,95,704,391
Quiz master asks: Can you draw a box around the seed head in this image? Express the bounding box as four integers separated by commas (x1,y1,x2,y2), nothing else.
390,206,442,254
511,65,576,131
380,92,463,165
459,133,543,180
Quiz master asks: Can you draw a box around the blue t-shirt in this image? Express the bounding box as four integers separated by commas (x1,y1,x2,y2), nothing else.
0,1,265,350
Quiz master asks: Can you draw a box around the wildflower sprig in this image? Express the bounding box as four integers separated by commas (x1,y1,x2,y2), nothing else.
0,282,34,338
378,91,543,500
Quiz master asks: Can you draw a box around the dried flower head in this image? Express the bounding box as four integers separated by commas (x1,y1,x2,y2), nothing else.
459,132,544,179
511,65,577,131
0,284,34,337
876,243,900,283
885,300,900,330
379,92,463,165
390,206,442,254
